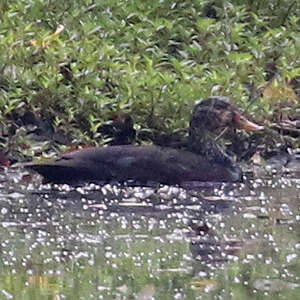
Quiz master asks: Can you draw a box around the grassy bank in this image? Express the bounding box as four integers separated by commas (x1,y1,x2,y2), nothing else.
0,0,299,159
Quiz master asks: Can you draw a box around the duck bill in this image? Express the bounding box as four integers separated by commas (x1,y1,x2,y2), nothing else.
235,115,264,131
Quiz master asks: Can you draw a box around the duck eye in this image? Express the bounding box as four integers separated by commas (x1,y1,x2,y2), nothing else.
218,110,233,126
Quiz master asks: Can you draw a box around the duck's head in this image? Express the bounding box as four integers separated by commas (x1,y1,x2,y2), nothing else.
188,97,263,168
190,96,263,134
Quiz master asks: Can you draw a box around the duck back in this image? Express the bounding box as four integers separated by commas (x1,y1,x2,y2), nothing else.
25,145,242,184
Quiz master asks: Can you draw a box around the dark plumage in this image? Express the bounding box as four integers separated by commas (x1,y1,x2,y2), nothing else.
18,97,263,185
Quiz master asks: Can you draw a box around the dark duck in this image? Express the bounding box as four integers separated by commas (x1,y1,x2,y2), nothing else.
19,97,263,185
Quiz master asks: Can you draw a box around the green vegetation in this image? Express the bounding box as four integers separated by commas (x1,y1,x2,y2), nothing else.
0,0,299,157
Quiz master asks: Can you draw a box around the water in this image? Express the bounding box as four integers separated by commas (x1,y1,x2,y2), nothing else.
0,168,300,299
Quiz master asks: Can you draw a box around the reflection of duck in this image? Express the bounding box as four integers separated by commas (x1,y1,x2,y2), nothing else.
19,97,262,185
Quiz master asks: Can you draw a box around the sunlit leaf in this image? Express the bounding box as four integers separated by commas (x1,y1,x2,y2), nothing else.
30,24,64,49
262,81,297,103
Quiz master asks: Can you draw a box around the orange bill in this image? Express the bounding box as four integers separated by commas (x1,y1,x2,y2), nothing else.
235,115,264,131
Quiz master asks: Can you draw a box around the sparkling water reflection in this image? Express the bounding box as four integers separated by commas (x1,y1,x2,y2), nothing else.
0,168,300,299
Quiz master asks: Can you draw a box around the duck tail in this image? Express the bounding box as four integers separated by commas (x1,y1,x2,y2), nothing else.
12,161,70,184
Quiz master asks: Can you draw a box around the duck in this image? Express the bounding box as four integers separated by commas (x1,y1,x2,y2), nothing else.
18,97,263,185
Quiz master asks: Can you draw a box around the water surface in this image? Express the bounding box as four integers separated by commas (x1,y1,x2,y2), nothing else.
0,168,300,300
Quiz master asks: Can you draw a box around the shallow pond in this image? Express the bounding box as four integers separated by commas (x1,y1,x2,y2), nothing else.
0,168,300,300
